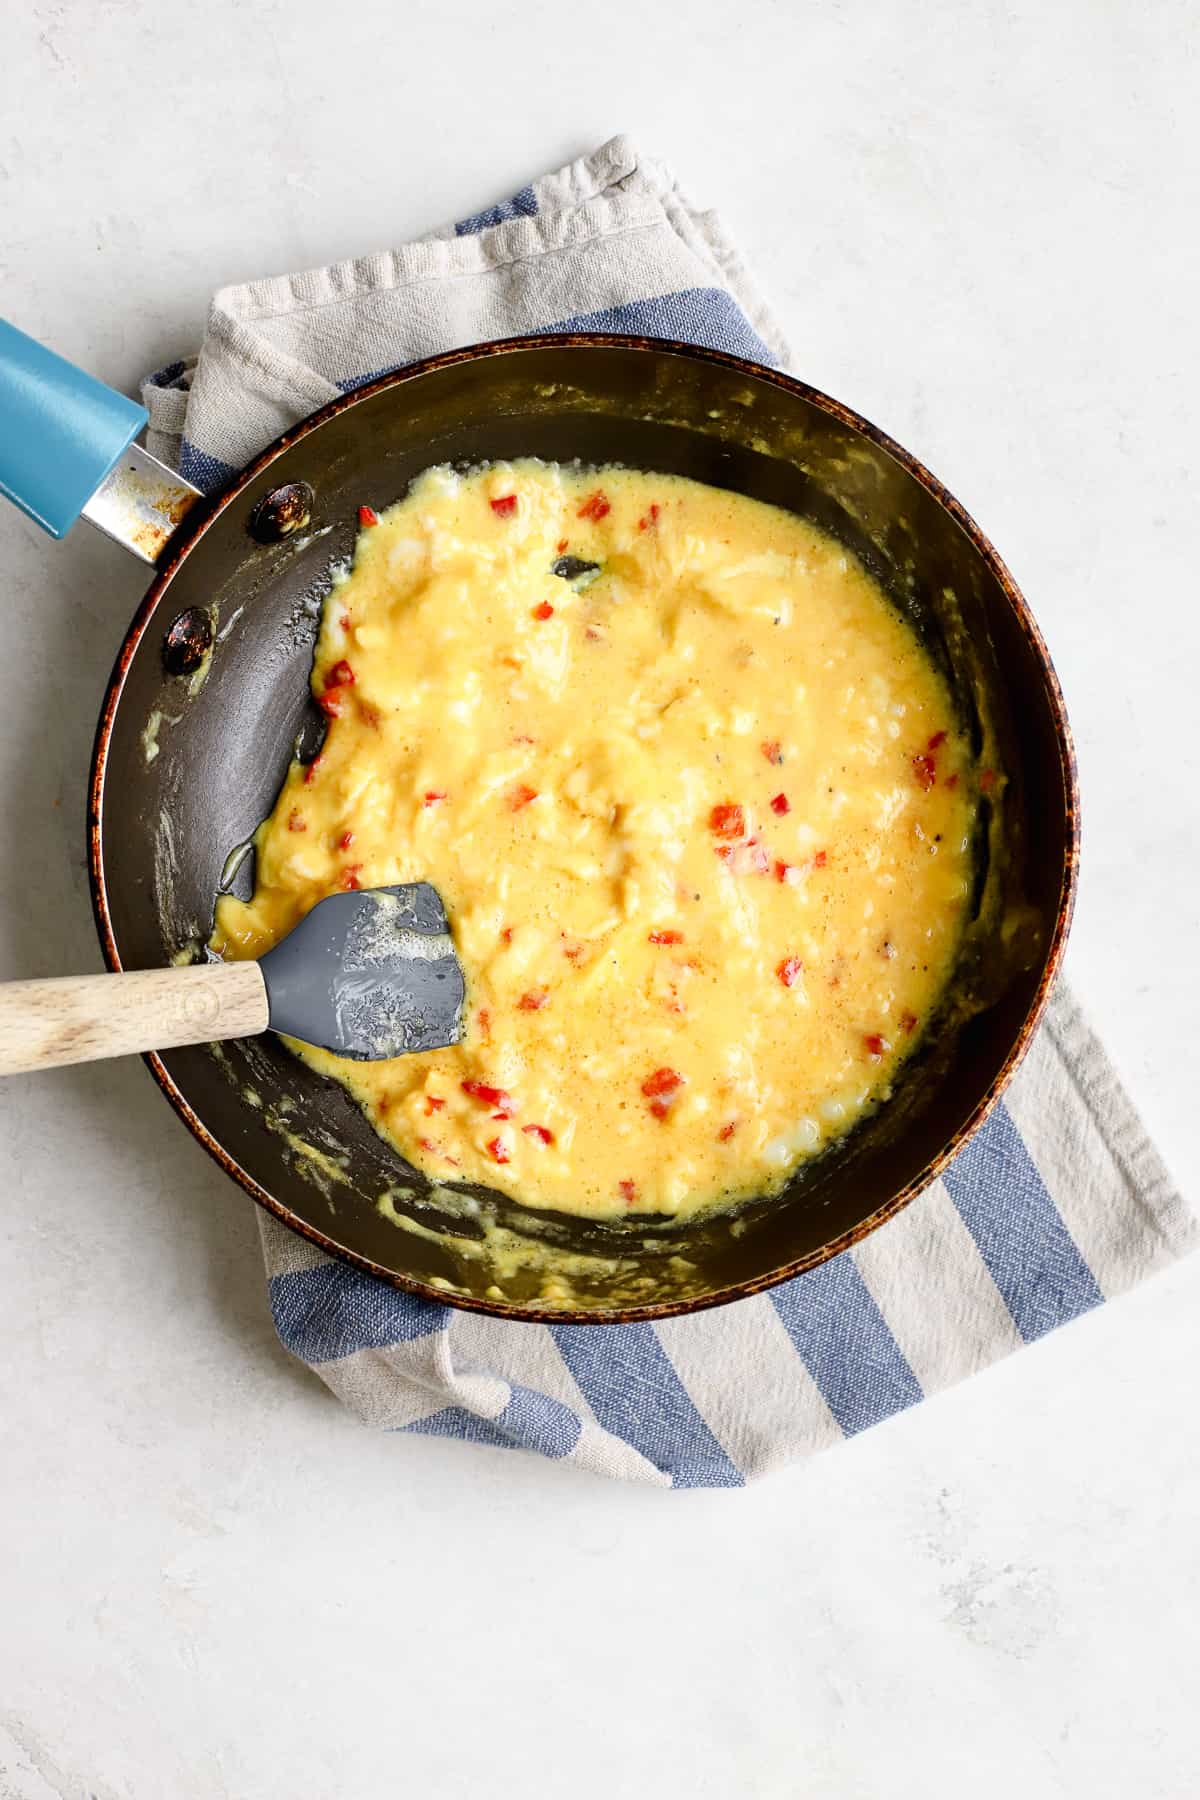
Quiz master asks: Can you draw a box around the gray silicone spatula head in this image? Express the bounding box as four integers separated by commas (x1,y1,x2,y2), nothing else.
257,883,465,1059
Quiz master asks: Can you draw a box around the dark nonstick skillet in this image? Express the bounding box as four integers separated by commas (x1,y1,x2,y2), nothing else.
0,326,1078,1321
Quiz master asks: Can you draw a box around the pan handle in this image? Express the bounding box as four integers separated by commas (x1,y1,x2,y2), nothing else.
0,318,203,565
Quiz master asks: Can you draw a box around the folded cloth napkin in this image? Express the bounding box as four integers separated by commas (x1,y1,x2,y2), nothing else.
143,136,1195,1486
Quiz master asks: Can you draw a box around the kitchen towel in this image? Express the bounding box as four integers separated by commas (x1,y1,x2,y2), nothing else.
142,136,1195,1486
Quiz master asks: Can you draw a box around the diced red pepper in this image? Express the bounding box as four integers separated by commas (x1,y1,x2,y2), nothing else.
303,755,323,785
863,1032,891,1059
777,956,803,988
912,753,937,791
709,803,746,839
761,740,784,766
523,1124,555,1146
423,790,447,807
641,1067,684,1101
509,783,539,811
500,926,514,945
486,1136,511,1164
718,1120,739,1142
980,767,997,792
770,792,790,815
337,830,354,850
462,1079,515,1117
648,929,684,945
287,809,306,833
424,1096,445,1114
340,612,352,631
927,730,948,751
358,505,379,527
532,601,554,621
341,866,362,891
577,490,611,522
812,849,828,869
618,1178,637,1204
318,686,348,718
556,537,569,554
489,494,518,517
774,860,798,885
518,990,549,1011
325,659,355,689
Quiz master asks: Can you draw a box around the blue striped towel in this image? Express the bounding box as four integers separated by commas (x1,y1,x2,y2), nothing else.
143,136,1195,1486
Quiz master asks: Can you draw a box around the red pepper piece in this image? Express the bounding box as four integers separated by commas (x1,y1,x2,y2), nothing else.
287,809,306,833
770,792,790,816
761,740,784,766
303,755,323,785
641,1067,684,1101
619,1178,637,1204
709,803,746,839
912,753,937,791
423,790,447,807
718,1120,739,1142
777,956,803,988
648,930,684,945
774,860,797,885
341,866,362,891
489,494,518,517
518,990,548,1011
523,1124,555,1146
486,1136,511,1164
927,730,948,751
325,659,355,689
424,1096,445,1114
556,537,568,553
318,686,348,718
636,502,661,531
863,1032,891,1059
340,612,352,631
337,830,354,851
358,505,379,527
577,490,611,521
509,783,539,811
462,1079,515,1117
532,601,554,621
500,926,514,945
812,849,828,869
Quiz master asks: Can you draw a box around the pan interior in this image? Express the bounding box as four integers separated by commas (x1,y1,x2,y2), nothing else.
94,341,1071,1317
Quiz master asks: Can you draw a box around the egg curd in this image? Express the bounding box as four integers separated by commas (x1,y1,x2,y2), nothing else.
211,461,976,1222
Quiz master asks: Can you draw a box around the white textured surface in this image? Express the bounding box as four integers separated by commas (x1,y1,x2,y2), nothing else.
1,3,1197,1796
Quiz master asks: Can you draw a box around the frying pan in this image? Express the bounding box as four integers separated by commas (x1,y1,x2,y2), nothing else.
1,326,1078,1321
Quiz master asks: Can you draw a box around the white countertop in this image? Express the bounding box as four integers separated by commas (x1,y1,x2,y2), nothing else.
2,4,1198,1795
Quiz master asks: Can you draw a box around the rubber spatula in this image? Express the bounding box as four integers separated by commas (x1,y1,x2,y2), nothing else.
0,883,465,1076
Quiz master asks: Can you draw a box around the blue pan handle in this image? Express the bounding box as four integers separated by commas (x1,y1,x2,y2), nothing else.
0,317,148,539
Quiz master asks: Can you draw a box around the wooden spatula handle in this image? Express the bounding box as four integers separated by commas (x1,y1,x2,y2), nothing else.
0,962,269,1075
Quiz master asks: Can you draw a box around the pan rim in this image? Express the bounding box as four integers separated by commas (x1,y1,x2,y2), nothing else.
86,331,1080,1325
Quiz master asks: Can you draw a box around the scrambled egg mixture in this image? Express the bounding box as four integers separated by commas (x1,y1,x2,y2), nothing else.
212,462,976,1221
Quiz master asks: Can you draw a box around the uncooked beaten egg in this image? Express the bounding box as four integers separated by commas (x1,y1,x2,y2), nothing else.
212,461,978,1221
